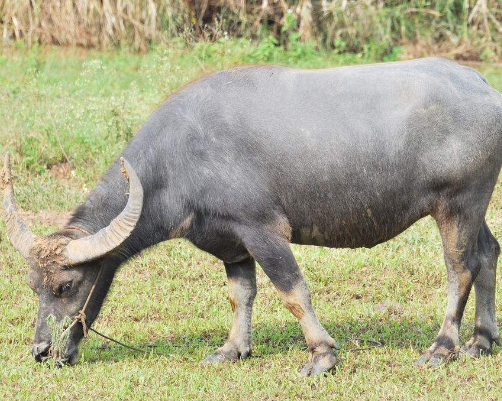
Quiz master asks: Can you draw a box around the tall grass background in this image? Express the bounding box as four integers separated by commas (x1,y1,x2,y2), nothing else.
1,0,502,60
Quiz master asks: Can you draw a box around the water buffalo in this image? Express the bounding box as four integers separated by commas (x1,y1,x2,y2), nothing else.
3,57,502,375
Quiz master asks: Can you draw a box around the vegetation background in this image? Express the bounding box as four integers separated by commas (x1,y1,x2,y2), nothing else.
2,1,502,400
1,0,502,60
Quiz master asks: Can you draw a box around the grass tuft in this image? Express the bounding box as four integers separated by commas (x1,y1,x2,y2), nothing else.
46,315,72,364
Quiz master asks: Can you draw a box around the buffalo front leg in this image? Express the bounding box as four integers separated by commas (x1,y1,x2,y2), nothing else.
203,258,257,363
461,221,500,356
238,228,339,376
418,212,483,366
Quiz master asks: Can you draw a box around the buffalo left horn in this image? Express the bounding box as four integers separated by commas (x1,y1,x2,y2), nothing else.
64,157,143,265
2,153,35,259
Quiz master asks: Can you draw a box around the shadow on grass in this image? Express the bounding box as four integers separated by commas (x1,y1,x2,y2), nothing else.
79,316,465,364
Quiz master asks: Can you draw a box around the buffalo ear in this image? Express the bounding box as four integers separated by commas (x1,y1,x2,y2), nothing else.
2,153,35,259
64,157,143,265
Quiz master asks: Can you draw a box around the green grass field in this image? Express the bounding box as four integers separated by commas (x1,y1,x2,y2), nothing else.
2,43,502,400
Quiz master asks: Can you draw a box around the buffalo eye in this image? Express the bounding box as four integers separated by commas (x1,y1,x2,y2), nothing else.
57,281,73,296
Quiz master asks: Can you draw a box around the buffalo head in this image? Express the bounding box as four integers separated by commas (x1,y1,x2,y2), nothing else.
2,154,143,366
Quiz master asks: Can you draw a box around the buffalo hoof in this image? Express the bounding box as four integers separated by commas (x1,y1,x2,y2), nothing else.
416,353,445,367
201,345,251,365
460,335,499,357
300,344,338,376
201,352,233,364
416,347,458,367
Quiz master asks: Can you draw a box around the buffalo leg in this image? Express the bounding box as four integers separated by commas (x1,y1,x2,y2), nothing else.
418,211,484,366
203,258,257,363
461,221,500,356
238,228,339,376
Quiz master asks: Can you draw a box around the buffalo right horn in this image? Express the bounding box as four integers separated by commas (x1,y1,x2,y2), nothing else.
63,157,144,265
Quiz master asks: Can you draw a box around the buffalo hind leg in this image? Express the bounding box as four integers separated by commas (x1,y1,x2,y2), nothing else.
461,221,500,356
203,258,257,363
238,228,339,376
418,211,483,366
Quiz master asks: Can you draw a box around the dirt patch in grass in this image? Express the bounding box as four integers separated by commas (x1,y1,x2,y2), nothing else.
19,210,72,228
48,161,72,184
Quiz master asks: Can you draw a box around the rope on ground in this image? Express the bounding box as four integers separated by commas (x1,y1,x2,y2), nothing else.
89,327,177,355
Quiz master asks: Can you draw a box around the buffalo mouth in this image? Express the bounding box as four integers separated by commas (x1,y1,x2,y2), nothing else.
54,357,71,368
32,343,79,367
54,349,79,367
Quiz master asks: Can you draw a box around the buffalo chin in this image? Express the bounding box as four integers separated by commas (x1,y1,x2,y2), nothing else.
55,348,79,368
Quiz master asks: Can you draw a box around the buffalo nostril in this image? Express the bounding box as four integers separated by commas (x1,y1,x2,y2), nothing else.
32,342,51,362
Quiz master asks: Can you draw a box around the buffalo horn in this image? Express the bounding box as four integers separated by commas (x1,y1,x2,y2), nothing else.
2,153,35,259
64,157,143,264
